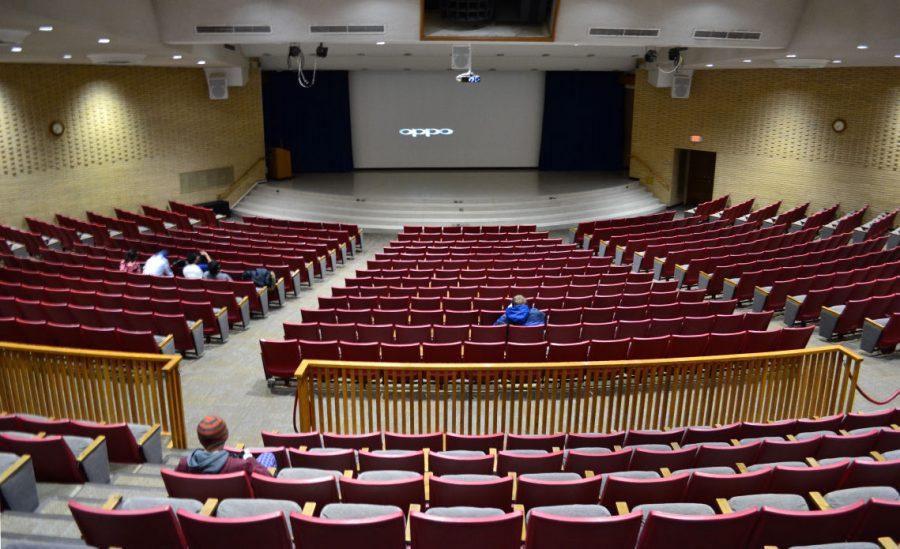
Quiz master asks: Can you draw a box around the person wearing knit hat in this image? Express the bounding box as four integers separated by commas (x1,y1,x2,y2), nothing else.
175,415,275,476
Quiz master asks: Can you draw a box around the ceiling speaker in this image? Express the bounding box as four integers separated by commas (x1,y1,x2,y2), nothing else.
206,72,229,100
671,74,692,99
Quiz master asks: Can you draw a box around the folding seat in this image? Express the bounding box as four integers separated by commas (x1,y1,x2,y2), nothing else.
180,301,227,342
850,498,900,542
739,419,798,440
42,287,70,304
445,432,504,453
0,316,19,342
249,472,340,507
153,313,203,356
339,341,380,362
547,308,582,324
505,341,548,362
743,310,774,331
177,508,293,549
745,501,867,549
755,437,824,466
318,295,348,309
534,297,564,311
79,325,118,350
648,303,681,319
336,308,373,325
358,449,425,474
588,338,631,361
666,334,709,358
301,308,336,324
464,341,505,362
582,307,615,323
357,323,394,343
340,473,426,509
428,474,513,509
579,322,614,341
593,294,622,308
563,295,593,309
320,322,357,342
648,291,678,305
372,309,409,325
840,408,895,432
154,298,187,318
469,324,506,342
41,301,73,324
599,473,689,508
395,324,431,343
411,296,441,310
507,433,566,452
646,316,684,337
160,469,251,500
547,341,590,361
380,342,421,362
126,283,153,298
322,432,383,451
597,282,626,294
447,286,478,299
814,431,879,460
14,298,45,321
711,313,744,334
496,450,564,476
679,315,715,335
299,339,340,360
431,324,468,343
68,500,189,549
773,325,815,350
122,295,150,313
153,286,180,301
614,305,648,322
422,341,463,362
546,323,581,344
840,459,900,489
629,446,696,472
378,295,410,309
691,441,762,469
526,508,643,549
283,322,320,341
290,505,407,547
620,292,651,307
382,432,442,452
707,299,737,315
742,329,782,353
117,328,161,354
444,309,478,325
704,331,746,355
389,287,417,298
615,319,650,339
46,322,82,348
507,325,544,343
517,473,603,511
409,509,522,549
442,297,472,311
636,507,759,549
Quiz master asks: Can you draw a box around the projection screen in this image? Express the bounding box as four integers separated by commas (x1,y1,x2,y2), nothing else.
349,71,545,168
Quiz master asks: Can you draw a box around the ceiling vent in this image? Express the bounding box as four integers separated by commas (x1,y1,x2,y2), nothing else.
87,53,147,65
693,29,762,40
774,58,829,69
589,27,660,38
195,25,272,34
0,28,30,44
310,25,386,34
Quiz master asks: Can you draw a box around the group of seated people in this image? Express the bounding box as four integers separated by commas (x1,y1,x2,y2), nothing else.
119,249,232,281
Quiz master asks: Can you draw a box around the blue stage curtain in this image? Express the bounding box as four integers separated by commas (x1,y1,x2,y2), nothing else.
538,71,625,171
262,70,354,173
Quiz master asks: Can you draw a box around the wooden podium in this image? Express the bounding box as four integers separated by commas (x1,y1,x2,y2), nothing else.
268,147,292,180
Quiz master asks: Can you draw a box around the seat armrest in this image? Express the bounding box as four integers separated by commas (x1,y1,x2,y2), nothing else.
76,435,106,462
716,498,732,514
136,423,161,446
200,498,219,516
512,503,526,541
102,494,122,510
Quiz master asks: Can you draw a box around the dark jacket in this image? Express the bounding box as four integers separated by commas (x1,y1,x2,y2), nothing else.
494,304,546,326
175,449,272,477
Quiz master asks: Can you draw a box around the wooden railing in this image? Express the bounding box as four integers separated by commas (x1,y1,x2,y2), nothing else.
218,156,266,204
295,346,862,435
0,342,187,448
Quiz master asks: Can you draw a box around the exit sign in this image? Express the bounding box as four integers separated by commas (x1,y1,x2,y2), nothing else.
690,135,703,143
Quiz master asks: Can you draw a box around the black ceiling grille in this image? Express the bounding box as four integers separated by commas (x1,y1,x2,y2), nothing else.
589,28,659,37
694,29,761,40
195,25,271,34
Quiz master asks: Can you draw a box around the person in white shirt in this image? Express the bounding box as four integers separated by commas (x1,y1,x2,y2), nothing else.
142,250,173,277
182,252,204,279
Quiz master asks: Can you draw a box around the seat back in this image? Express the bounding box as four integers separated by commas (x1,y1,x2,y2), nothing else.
260,339,301,379
526,510,642,549
339,475,425,508
429,475,513,509
160,469,252,500
517,474,603,511
69,420,143,463
250,472,340,507
178,510,292,549
410,510,522,549
747,502,867,548
496,450,564,476
69,500,187,549
0,433,83,482
290,510,406,549
599,473,689,507
636,508,759,549
683,469,772,506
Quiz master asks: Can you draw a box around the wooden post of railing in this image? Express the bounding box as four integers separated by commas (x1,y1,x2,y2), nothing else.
0,342,188,448
295,346,863,435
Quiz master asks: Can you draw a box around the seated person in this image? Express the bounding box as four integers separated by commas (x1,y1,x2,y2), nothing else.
142,249,173,277
182,252,204,279
204,260,233,281
119,249,141,274
175,416,274,476
494,294,546,326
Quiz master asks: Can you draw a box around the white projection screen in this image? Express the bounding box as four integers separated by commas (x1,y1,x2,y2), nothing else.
349,71,545,168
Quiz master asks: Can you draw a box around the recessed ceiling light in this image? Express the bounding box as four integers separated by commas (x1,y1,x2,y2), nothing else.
742,59,752,63
894,54,900,59
196,60,206,65
705,63,714,67
541,53,550,57
38,25,53,32
376,41,385,46
785,53,797,58
856,44,868,50
573,43,579,47
832,59,843,64
172,54,182,60
10,46,22,53
97,38,110,44
62,54,72,59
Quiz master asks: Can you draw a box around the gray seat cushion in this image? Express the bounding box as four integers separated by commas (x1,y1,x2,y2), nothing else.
623,444,672,452
848,427,888,436
817,456,874,466
503,449,548,455
440,474,500,482
739,436,784,445
277,467,342,480
681,442,732,449
729,493,809,511
633,502,714,522
371,449,416,456
672,466,735,476
308,447,351,454
747,461,808,471
425,506,505,518
527,504,610,522
601,470,660,491
357,470,420,481
0,451,19,469
883,449,900,460
567,447,611,454
824,486,899,508
119,496,203,513
2,541,87,548
434,450,485,458
320,503,402,520
217,498,301,518
62,435,93,457
519,472,582,482
0,431,39,439
795,430,835,440
788,543,880,549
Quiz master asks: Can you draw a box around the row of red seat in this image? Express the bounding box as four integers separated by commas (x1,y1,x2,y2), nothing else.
0,432,108,484
333,278,660,298
86,210,142,239
797,203,840,231
284,312,772,345
828,205,869,236
192,222,353,252
575,210,675,243
786,275,900,325
739,200,782,224
595,217,711,252
0,223,45,256
588,216,701,251
0,317,166,354
615,219,742,265
768,202,810,227
169,200,218,226
863,209,899,241
821,293,900,339
114,207,169,235
55,213,113,247
347,271,642,290
141,204,194,231
691,194,730,218
241,215,360,240
863,312,900,354
630,220,768,271
402,224,538,234
364,257,607,272
752,250,900,312
24,217,80,250
264,328,811,371
715,197,756,221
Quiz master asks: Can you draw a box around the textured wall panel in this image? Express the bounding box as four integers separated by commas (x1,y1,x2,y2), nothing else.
0,63,265,226
630,67,900,219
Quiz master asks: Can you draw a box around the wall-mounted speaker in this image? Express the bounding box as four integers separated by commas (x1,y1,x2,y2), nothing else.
671,74,692,99
206,72,229,100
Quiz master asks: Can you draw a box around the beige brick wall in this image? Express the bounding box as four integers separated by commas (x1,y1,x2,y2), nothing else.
0,63,266,228
630,67,900,220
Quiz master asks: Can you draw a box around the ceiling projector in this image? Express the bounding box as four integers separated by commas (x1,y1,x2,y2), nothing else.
455,70,481,84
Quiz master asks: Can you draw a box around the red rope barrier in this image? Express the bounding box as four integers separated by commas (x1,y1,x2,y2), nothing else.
855,385,900,406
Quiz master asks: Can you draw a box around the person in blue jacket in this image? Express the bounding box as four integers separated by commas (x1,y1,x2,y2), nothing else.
494,294,546,326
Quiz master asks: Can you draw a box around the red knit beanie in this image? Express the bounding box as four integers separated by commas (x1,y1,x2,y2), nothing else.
197,415,228,449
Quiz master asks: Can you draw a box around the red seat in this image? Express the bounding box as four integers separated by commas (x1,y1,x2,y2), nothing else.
767,461,847,494
284,322,320,340
629,446,696,471
69,500,188,549
81,325,119,351
411,309,443,325
508,325,545,343
581,321,616,341
636,507,759,549
116,328,160,353
526,510,642,549
742,329,782,353
339,474,425,508
299,339,340,360
178,510,292,549
496,450,564,475
505,341,548,362
816,431,879,460
428,474,513,509
384,432,443,451
711,313,745,334
153,313,201,356
46,322,82,348
433,324,470,343
339,341,380,361
507,433,566,451
409,509,522,549
646,316,684,337
587,338,631,361
547,341,590,361
692,441,761,469
445,432,504,453
160,469,252,500
615,319,650,339
851,498,900,542
546,323,581,344
429,452,496,476
250,472,339,507
322,432,383,450
261,430,322,448
746,501,867,548
301,308,336,323
260,339,301,380
337,308,373,325
582,307,615,323
287,448,356,470
445,310,478,325
320,323,357,342
290,510,406,549
744,310,774,331
469,325,507,342
358,449,425,474
626,335,670,359
380,342,421,362
464,341,505,362
548,308,582,324
373,309,409,325
422,341,463,362
396,324,431,344
599,473,689,507
357,323,394,343
517,474,602,511
683,468,773,506
0,433,86,482
667,334,708,358
680,315,716,335
774,325,815,350
705,331,746,355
